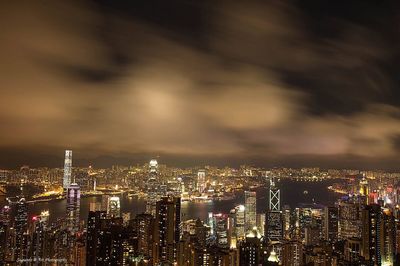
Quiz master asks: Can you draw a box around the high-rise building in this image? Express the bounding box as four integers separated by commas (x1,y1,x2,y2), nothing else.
195,218,207,248
359,176,369,197
234,205,245,241
197,169,206,193
239,228,262,266
135,213,154,259
0,205,10,262
344,237,362,264
66,183,80,233
208,213,229,248
96,217,124,265
63,150,72,190
256,213,266,236
304,226,320,246
146,159,160,217
30,212,48,262
107,196,121,218
245,191,257,232
381,208,396,266
101,195,110,212
338,197,362,240
86,211,107,266
14,197,28,261
281,240,303,266
282,205,291,239
149,159,158,173
361,205,396,265
362,204,380,264
266,177,283,244
324,206,338,243
153,197,181,265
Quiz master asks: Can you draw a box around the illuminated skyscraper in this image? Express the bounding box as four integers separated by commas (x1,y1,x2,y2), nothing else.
66,183,80,233
282,205,291,239
149,159,158,173
63,150,72,190
197,169,206,193
324,206,338,243
86,211,107,265
212,213,229,248
31,211,49,262
234,205,245,240
266,177,283,244
282,240,303,266
362,205,396,266
146,159,159,217
135,213,154,259
245,191,257,232
15,197,28,261
107,196,121,218
239,228,262,266
338,197,362,240
256,213,266,236
381,208,395,266
344,237,362,264
153,197,181,265
359,176,369,196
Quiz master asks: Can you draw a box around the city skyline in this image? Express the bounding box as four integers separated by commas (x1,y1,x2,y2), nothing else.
1,2,400,265
1,1,400,170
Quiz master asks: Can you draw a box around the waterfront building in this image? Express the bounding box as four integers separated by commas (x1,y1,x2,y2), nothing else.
107,196,121,218
146,159,160,217
63,150,72,190
197,169,206,193
66,183,81,233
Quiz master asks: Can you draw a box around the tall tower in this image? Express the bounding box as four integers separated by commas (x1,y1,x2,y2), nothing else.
63,150,72,190
245,191,257,232
146,159,159,216
66,183,80,233
197,169,206,193
266,177,283,244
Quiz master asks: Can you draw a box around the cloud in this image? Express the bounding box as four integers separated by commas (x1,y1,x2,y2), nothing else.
0,1,399,168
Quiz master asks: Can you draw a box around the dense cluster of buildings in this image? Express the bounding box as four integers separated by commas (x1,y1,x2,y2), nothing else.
0,150,400,265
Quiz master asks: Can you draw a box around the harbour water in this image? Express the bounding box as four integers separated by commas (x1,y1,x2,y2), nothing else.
5,179,341,223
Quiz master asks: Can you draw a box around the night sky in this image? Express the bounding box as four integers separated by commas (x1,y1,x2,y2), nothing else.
1,1,400,169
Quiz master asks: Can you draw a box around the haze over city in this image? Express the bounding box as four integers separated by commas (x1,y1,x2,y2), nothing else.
1,1,400,169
